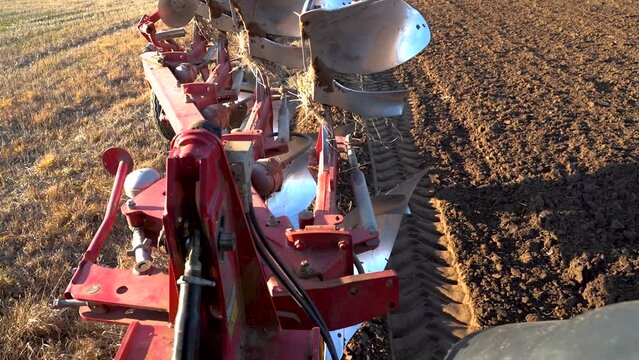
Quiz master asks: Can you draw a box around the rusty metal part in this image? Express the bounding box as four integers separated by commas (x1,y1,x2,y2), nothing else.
155,28,187,41
52,299,89,308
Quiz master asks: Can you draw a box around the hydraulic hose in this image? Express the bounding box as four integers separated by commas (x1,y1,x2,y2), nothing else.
247,204,339,360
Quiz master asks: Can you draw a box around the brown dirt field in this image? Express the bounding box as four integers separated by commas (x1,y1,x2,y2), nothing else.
398,0,639,335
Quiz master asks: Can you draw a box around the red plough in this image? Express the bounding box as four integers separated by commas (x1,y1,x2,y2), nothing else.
55,1,431,359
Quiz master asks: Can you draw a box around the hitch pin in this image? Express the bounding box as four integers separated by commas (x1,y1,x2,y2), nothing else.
155,28,187,41
52,299,88,309
129,227,154,275
52,299,108,314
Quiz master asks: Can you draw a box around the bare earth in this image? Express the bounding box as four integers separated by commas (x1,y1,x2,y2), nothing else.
400,0,639,330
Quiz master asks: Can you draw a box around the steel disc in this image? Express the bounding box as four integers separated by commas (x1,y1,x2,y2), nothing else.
158,0,199,28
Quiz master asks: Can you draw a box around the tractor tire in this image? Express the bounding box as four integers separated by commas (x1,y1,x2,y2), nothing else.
150,92,176,141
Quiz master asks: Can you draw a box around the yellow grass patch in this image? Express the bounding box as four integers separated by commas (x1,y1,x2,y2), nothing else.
34,153,57,172
0,97,12,110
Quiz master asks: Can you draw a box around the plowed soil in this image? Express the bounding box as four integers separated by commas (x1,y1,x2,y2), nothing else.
348,0,638,358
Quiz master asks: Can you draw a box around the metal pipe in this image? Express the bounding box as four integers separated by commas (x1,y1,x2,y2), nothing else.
346,135,377,232
84,160,131,263
277,91,290,143
52,299,88,308
131,227,153,274
353,254,365,275
156,28,187,41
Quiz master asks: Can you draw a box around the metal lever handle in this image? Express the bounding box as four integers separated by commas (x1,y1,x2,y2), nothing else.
84,148,133,263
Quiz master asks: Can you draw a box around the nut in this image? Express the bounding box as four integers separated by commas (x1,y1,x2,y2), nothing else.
218,232,237,252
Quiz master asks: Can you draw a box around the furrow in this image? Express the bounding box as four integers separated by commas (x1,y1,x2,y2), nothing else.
362,72,475,359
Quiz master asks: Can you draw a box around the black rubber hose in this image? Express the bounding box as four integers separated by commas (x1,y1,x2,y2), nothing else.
353,254,365,275
247,204,339,360
247,218,337,358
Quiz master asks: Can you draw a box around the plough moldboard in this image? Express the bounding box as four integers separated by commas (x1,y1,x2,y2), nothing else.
54,1,431,359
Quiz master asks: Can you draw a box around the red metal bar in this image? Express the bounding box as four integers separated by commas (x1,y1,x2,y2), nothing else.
314,126,339,221
137,11,181,52
115,322,173,360
84,154,132,263
67,265,169,312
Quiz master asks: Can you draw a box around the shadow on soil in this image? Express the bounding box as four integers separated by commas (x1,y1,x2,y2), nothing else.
433,161,639,324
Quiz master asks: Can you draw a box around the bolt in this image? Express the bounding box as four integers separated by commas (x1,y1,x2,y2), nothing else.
126,199,136,209
338,240,348,250
349,286,358,296
300,260,313,277
87,285,101,294
294,240,304,250
267,215,279,226
230,163,242,173
218,232,237,251
386,279,394,288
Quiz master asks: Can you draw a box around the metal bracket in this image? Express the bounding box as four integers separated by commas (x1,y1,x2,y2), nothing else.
224,141,255,211
177,275,216,287
248,37,305,69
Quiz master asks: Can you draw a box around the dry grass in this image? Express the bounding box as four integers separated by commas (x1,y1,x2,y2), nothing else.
0,0,167,358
